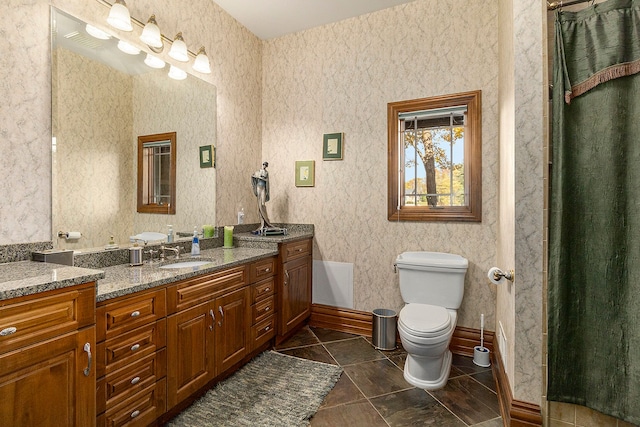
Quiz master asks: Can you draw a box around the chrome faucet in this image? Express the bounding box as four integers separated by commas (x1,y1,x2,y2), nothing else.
160,246,182,260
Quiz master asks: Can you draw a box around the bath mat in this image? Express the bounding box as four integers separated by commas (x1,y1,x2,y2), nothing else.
165,350,343,426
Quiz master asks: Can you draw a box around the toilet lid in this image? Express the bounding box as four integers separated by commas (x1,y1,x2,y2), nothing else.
399,304,451,336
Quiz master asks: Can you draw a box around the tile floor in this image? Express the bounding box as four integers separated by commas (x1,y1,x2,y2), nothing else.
273,326,503,427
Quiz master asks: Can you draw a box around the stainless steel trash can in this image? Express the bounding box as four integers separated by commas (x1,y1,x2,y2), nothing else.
372,308,397,350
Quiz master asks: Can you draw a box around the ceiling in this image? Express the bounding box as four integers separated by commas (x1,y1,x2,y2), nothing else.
211,0,418,40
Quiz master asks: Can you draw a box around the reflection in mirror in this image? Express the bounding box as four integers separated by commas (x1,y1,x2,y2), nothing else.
138,132,176,214
51,7,217,251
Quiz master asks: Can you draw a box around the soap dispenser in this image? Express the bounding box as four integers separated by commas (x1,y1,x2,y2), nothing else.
167,225,174,243
191,227,200,256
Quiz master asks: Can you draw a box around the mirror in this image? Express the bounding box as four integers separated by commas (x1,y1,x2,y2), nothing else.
138,132,176,214
51,7,217,251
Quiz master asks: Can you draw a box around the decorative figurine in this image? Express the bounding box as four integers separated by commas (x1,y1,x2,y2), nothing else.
251,162,287,235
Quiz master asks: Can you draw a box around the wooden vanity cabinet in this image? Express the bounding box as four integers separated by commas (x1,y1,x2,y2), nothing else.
0,283,96,427
278,238,312,339
166,265,251,409
95,288,166,427
250,256,277,351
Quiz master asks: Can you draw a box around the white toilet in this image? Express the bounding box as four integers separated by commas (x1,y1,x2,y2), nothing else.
395,251,468,390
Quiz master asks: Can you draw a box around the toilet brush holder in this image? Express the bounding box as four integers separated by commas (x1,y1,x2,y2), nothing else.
473,346,491,367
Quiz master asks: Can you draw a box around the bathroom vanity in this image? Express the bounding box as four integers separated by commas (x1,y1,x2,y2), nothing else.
0,231,312,426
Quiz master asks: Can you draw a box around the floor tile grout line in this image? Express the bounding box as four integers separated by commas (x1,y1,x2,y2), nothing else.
426,388,473,427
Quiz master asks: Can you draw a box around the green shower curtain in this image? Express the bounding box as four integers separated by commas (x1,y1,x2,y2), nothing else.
548,0,640,424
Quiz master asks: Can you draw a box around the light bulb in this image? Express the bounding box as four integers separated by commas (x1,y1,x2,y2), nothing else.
140,15,163,49
117,40,140,55
144,53,165,69
168,65,187,80
168,32,189,62
193,46,211,74
107,0,132,32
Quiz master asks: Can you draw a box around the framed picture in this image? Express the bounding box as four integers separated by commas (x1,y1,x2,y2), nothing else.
199,145,214,168
295,160,315,187
322,132,344,160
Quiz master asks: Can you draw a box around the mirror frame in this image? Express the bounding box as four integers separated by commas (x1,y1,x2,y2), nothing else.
137,132,177,214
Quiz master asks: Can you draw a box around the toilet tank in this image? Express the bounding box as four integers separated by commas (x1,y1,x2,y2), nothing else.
395,251,468,309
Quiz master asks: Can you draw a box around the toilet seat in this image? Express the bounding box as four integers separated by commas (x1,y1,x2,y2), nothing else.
399,304,451,338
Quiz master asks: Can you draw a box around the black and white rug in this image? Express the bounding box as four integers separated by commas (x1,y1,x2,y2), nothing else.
166,351,343,426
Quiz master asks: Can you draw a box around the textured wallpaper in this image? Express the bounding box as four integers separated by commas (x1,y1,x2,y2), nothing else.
261,0,500,329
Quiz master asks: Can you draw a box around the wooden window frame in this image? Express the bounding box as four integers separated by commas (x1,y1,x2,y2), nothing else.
387,90,482,222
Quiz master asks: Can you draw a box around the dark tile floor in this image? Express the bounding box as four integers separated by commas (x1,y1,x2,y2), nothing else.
273,326,503,427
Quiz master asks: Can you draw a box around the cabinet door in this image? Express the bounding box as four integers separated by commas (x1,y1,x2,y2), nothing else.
166,301,215,409
280,255,312,336
214,287,251,373
0,326,96,427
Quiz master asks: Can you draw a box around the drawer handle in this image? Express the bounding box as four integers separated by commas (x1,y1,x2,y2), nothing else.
131,344,140,352
264,326,270,332
83,342,92,376
263,287,270,293
265,306,270,312
0,326,17,336
131,410,140,418
209,309,215,331
218,306,224,326
131,376,141,385
265,268,270,272
284,270,289,286
130,311,141,318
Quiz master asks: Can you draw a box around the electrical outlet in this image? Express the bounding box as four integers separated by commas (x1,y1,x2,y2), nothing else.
498,321,508,368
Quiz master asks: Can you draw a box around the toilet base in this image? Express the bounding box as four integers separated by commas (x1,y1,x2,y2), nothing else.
403,350,452,390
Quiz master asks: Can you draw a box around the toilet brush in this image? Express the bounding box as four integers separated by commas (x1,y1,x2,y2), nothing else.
473,314,491,367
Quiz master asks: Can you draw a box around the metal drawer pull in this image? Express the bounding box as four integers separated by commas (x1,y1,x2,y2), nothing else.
130,311,140,317
265,306,270,311
131,410,140,418
263,287,270,292
264,326,270,332
284,270,289,286
218,306,224,326
209,309,215,331
131,376,141,385
83,343,92,376
0,327,17,336
265,268,270,272
131,344,140,352
297,248,303,252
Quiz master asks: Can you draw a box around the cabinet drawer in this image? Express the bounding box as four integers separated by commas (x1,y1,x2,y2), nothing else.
0,283,94,355
102,377,166,427
281,239,311,262
97,348,166,414
167,266,248,313
249,256,276,282
251,316,276,351
97,319,166,378
252,295,275,324
97,289,166,342
251,277,275,302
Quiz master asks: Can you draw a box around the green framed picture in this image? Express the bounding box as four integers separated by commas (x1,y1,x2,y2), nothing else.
323,132,344,160
199,145,214,168
295,160,315,187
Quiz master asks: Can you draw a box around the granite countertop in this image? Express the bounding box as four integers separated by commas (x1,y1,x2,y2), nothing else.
0,261,104,301
96,246,278,302
0,224,313,303
234,227,314,246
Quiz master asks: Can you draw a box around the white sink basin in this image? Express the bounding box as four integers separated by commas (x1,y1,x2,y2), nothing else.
159,260,212,269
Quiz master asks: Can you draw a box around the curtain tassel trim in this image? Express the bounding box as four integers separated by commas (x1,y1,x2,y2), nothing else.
566,58,640,104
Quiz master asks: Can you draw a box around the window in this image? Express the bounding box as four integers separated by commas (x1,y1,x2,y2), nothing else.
387,90,481,222
137,132,176,214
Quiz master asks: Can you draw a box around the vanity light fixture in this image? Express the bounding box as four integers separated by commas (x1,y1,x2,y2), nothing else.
117,40,140,55
168,32,189,62
144,53,165,69
168,65,187,80
192,46,211,74
85,24,111,40
107,0,132,32
140,15,163,49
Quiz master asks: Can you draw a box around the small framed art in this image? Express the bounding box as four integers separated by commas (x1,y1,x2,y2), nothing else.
199,145,214,168
323,132,343,160
295,160,315,187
